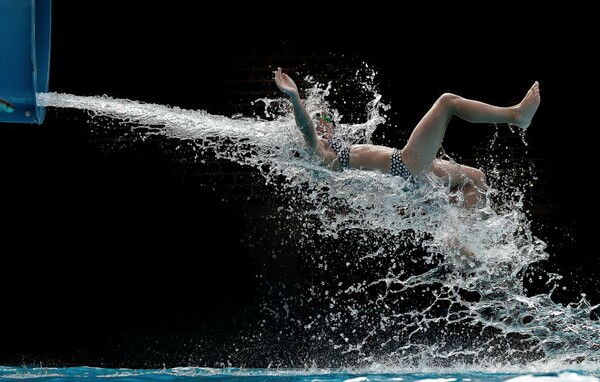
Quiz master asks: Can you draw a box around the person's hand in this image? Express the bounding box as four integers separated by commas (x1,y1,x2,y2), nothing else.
274,67,299,98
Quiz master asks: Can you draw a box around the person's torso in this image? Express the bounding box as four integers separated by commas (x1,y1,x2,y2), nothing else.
318,138,396,173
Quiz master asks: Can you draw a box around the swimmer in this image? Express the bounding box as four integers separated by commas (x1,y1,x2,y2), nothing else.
275,67,540,209
274,67,540,260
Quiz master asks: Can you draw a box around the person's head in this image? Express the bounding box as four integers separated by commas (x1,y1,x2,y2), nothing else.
313,111,336,140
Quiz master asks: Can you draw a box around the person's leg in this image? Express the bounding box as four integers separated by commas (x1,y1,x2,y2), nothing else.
432,159,487,209
401,81,540,175
431,160,489,263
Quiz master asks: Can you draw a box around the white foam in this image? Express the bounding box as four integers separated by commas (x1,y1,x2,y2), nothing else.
505,372,599,382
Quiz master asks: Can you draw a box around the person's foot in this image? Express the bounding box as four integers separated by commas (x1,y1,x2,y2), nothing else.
452,245,482,273
513,81,541,130
459,245,481,268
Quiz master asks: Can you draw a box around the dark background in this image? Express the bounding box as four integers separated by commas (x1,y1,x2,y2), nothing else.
1,2,596,368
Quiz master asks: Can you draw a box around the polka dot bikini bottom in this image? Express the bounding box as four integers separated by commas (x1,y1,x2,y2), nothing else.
391,149,417,184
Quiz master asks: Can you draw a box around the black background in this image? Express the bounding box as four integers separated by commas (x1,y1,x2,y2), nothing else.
1,2,597,367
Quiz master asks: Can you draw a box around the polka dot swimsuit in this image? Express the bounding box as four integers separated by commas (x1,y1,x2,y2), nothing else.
390,149,413,179
329,140,417,185
328,139,350,170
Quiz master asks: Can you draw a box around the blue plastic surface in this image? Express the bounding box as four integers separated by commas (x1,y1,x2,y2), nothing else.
0,0,52,124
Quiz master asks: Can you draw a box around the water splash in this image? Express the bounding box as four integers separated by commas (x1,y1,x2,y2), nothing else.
36,67,598,370
1,365,598,381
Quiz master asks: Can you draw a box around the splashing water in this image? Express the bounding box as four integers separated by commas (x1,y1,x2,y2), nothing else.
36,68,599,372
0,365,598,381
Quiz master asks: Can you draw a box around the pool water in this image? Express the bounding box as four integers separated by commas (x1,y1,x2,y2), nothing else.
0,366,599,381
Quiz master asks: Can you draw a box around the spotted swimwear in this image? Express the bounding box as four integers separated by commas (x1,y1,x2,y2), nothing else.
329,139,417,186
391,148,418,186
328,138,350,170
390,149,410,178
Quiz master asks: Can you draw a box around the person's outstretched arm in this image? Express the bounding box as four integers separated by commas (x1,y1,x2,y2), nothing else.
274,68,319,153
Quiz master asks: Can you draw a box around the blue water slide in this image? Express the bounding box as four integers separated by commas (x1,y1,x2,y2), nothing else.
0,0,52,124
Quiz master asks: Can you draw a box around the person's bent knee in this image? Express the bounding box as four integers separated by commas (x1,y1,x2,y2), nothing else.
472,168,487,189
435,93,461,112
463,183,485,208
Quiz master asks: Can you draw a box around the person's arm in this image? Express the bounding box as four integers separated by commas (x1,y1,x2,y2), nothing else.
274,68,320,153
